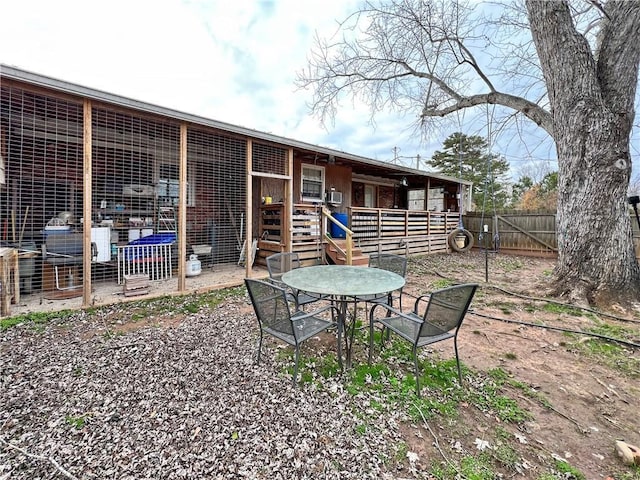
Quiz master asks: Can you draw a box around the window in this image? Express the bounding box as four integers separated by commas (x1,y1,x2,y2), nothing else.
364,184,375,208
408,189,426,210
301,165,324,202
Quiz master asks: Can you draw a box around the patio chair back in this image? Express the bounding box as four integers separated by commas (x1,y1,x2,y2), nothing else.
265,252,321,309
266,252,302,282
366,253,408,309
368,253,407,278
245,278,338,384
418,283,477,342
245,278,295,340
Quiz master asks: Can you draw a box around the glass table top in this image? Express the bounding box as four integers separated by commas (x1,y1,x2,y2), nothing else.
281,265,405,297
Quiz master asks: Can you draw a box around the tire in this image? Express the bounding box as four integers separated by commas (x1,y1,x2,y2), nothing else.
448,228,474,253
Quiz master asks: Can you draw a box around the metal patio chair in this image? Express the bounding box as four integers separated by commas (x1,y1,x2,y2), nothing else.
368,283,478,396
354,253,408,335
245,278,340,384
363,253,408,309
265,252,324,309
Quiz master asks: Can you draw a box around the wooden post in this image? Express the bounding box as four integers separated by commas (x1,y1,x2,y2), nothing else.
285,148,293,252
245,139,253,278
82,99,92,306
178,123,187,292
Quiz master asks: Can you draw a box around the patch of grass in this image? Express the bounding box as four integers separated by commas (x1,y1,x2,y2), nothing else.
459,454,496,480
542,302,583,317
491,442,520,471
0,317,23,330
494,257,524,272
503,352,517,360
562,322,640,378
508,378,552,408
317,354,341,378
431,279,455,289
473,368,531,423
123,287,245,319
588,321,637,341
553,459,586,480
395,441,408,462
1,310,76,331
65,414,87,430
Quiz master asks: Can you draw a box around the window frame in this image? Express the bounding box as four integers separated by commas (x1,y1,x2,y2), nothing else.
301,164,325,203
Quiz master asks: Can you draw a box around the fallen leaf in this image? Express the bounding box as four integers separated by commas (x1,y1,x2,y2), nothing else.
474,438,491,451
406,451,419,464
515,433,527,444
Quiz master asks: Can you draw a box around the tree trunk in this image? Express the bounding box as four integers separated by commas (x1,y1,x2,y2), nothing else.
526,0,640,306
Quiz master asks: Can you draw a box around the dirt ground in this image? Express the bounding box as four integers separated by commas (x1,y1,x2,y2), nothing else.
398,251,640,479
4,251,639,478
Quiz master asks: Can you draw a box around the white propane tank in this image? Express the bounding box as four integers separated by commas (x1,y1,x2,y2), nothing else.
186,254,202,277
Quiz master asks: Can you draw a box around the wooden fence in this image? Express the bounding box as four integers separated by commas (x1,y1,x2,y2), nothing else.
464,211,640,258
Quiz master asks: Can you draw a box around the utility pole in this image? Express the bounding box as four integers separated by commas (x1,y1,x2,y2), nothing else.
391,147,400,164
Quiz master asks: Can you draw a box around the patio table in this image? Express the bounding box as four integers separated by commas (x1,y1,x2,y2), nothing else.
281,264,405,368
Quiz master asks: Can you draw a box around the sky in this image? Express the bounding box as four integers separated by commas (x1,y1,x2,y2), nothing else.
0,0,563,178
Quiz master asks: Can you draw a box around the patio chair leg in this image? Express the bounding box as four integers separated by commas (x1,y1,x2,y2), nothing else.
336,318,344,372
256,332,263,364
368,313,374,364
293,347,300,385
331,303,343,371
413,347,421,397
454,338,462,385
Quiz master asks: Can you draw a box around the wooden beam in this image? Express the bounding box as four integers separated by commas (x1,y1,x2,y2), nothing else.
245,139,253,278
251,171,291,180
285,148,293,252
177,123,188,291
82,100,92,307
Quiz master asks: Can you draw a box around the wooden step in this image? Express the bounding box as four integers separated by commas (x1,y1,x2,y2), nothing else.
324,239,369,266
330,253,369,266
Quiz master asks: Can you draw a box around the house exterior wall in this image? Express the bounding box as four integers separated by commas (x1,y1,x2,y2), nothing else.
1,65,470,313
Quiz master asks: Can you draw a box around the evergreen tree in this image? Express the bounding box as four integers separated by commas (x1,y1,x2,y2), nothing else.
514,172,558,211
512,176,534,206
428,132,510,211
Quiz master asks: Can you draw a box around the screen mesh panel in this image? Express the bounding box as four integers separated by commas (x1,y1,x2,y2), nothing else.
1,86,84,292
187,128,247,264
252,142,288,176
91,107,180,281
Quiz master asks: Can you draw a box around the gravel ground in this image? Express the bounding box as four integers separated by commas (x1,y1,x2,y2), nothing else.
1,297,407,480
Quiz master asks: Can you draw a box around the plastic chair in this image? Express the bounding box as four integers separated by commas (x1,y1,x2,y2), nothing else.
245,278,340,383
265,252,323,309
368,283,478,396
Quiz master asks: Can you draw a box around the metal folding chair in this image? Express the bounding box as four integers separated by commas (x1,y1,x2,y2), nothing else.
369,283,478,396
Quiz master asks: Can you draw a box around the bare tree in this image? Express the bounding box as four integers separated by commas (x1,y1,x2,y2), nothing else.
297,0,640,307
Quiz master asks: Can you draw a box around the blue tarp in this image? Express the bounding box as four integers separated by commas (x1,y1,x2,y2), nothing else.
124,233,176,261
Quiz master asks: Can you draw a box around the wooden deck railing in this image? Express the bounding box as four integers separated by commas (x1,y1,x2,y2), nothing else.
322,207,354,265
349,207,460,240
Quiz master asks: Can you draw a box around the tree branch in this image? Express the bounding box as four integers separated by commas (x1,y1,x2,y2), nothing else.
596,2,640,117
421,91,553,135
0,437,79,480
